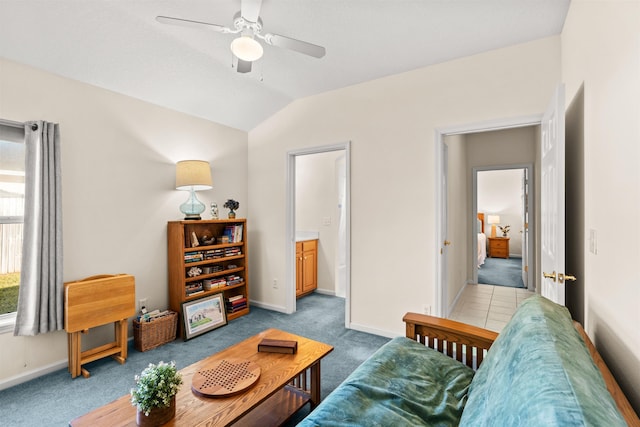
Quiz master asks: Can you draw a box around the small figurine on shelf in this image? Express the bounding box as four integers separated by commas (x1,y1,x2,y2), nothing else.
224,199,239,219
188,266,202,277
210,202,219,220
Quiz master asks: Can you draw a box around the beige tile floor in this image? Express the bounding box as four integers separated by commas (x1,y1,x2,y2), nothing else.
449,284,535,332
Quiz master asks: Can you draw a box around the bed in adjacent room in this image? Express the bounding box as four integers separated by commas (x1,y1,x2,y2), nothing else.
477,213,487,268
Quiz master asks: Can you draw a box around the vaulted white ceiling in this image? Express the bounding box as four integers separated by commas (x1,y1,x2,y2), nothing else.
0,0,570,131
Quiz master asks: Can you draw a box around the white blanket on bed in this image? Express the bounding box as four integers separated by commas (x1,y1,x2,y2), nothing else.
478,233,487,268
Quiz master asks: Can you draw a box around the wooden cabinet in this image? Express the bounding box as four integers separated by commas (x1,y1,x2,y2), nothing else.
488,237,510,259
168,219,249,336
296,239,317,298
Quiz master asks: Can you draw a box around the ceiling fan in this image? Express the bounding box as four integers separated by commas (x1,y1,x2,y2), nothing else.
156,0,326,73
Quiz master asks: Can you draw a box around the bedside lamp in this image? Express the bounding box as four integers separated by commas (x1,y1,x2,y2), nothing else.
487,215,500,238
176,160,212,220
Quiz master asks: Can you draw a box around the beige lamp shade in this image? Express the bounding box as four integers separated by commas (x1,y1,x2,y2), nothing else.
175,160,212,191
487,215,500,224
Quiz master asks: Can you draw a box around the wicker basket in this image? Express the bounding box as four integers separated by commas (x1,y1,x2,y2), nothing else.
133,311,178,352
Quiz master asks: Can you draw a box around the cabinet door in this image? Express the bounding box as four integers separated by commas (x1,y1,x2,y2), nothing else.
301,248,317,293
296,243,303,296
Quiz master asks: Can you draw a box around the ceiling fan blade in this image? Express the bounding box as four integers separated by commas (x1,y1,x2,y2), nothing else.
241,0,263,22
237,59,252,73
156,15,229,33
265,34,326,58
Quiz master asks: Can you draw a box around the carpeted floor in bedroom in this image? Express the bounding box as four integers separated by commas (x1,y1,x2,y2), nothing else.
478,257,525,288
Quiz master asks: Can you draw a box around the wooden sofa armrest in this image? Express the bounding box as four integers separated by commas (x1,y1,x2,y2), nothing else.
573,322,640,427
403,312,498,369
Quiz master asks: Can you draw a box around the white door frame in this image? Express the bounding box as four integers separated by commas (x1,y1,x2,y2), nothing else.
434,116,541,317
285,142,351,327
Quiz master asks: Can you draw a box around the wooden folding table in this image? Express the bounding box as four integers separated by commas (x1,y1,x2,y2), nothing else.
64,274,135,378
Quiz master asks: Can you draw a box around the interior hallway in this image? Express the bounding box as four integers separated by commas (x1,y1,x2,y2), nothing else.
450,284,535,332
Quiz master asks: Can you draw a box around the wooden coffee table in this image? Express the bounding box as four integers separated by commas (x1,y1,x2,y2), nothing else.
69,329,333,426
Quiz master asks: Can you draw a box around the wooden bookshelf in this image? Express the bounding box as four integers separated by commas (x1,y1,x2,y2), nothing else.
168,219,249,337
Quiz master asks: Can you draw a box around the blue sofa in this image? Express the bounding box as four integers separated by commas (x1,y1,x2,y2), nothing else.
299,295,638,426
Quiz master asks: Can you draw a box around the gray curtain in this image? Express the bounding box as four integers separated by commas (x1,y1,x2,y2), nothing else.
14,121,63,336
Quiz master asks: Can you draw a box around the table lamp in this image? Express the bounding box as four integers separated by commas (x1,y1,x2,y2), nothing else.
176,160,212,220
487,215,500,238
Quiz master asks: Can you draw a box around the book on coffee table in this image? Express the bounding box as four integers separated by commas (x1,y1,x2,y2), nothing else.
258,338,298,354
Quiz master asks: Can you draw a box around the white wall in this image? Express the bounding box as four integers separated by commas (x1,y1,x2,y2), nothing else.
561,0,640,412
248,37,561,336
0,58,247,385
295,151,343,294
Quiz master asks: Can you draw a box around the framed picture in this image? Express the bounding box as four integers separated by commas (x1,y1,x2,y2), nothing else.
182,293,227,340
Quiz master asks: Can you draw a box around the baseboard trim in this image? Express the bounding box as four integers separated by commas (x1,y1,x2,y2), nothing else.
447,282,470,317
0,337,137,391
0,359,68,391
347,322,398,339
313,289,336,296
249,300,288,313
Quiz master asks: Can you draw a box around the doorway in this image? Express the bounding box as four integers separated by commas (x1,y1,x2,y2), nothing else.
474,166,533,291
286,142,351,327
435,117,541,317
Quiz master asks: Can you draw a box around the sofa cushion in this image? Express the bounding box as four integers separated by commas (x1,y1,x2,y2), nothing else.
298,336,474,427
460,295,626,427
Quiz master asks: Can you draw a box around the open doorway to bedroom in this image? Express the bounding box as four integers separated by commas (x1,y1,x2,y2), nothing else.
475,167,532,290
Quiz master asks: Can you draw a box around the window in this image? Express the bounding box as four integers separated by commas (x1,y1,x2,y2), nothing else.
0,123,25,326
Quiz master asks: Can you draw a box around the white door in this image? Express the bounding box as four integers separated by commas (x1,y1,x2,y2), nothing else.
335,155,346,298
541,85,566,305
440,143,450,315
521,169,529,288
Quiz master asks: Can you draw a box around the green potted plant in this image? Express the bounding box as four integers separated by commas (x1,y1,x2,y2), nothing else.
224,199,239,219
131,361,183,426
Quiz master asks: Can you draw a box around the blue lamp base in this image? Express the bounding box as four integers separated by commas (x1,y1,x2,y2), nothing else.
180,188,205,220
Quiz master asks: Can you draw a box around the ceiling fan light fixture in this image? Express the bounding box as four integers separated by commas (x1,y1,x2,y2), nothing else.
230,36,263,61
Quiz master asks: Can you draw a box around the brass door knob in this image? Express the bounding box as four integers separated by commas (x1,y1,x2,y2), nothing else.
559,273,577,283
543,271,557,282
444,240,451,246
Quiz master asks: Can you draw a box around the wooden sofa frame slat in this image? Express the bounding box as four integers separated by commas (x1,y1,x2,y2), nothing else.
404,312,497,371
403,312,640,427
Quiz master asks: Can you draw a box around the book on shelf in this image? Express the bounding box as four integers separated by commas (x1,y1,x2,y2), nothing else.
225,275,244,286
223,224,243,243
204,248,224,259
186,282,203,295
257,339,297,354
224,247,242,257
203,278,226,290
226,298,247,308
184,252,204,263
226,304,247,313
225,294,247,313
